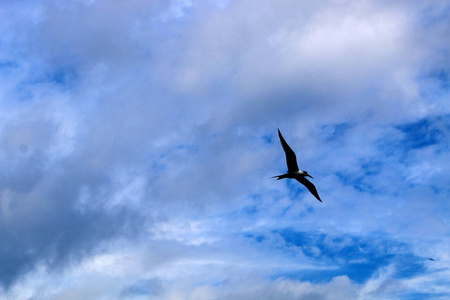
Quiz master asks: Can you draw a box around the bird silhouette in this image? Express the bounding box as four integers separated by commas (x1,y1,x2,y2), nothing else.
429,258,435,261
273,129,322,202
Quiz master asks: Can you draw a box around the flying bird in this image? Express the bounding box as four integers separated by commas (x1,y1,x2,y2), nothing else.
273,129,322,202
429,258,435,261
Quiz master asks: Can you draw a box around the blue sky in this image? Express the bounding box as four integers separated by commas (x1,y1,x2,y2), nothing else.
0,0,449,299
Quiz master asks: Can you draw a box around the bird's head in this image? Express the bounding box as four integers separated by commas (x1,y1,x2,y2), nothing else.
304,171,313,179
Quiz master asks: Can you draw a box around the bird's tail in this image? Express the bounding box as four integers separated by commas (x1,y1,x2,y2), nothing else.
272,174,287,180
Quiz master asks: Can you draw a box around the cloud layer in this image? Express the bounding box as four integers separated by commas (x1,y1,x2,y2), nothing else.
1,0,449,299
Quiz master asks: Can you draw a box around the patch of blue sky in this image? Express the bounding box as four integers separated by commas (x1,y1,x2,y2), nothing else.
257,229,427,284
374,115,449,165
392,256,427,279
396,116,447,150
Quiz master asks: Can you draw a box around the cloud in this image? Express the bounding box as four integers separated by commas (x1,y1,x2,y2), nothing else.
0,0,449,299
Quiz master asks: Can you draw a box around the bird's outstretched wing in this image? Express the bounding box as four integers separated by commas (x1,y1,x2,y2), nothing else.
296,177,322,202
278,129,299,172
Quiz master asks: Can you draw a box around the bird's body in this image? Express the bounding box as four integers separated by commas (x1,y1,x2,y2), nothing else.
273,170,309,180
273,129,322,202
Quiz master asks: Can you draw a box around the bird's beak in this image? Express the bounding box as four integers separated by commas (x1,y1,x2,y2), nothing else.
307,174,314,179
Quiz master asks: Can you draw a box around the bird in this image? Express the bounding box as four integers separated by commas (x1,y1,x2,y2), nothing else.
429,258,435,261
273,128,322,202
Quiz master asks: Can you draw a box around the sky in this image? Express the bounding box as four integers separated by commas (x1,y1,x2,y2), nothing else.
0,0,449,299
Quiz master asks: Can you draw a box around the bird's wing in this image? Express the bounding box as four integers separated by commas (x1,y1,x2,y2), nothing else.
278,129,299,172
296,177,322,202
